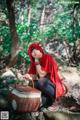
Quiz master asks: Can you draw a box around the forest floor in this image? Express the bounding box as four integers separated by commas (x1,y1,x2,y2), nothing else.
59,66,80,110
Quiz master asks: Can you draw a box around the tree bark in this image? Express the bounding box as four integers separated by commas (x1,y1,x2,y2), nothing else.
6,0,19,67
71,4,78,64
27,0,31,33
40,5,45,33
19,0,25,24
39,5,46,48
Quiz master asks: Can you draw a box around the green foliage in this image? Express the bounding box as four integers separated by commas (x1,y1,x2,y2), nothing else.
16,49,30,66
16,22,40,64
0,24,11,57
53,13,73,42
16,22,40,44
30,0,38,7
0,0,80,67
43,9,80,43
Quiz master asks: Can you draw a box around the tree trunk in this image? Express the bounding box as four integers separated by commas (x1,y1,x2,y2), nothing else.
6,0,19,67
39,5,46,47
19,0,25,24
71,4,78,65
40,5,45,33
21,0,25,7
27,0,31,33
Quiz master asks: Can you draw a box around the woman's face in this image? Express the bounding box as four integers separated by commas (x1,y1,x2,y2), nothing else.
31,49,42,59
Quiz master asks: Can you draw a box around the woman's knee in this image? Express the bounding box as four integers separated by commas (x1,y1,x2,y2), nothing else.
34,77,47,88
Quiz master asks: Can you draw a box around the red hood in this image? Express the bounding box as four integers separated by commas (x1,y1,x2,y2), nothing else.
28,43,44,63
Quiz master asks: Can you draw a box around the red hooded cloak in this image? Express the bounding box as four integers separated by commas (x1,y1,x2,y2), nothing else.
28,43,65,98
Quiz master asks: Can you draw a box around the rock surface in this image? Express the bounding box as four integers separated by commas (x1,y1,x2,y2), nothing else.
44,110,80,120
59,66,80,105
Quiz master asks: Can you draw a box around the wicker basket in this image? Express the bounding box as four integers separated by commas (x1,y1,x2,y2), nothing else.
9,81,41,112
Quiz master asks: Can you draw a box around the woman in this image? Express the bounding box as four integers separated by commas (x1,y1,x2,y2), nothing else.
23,43,66,110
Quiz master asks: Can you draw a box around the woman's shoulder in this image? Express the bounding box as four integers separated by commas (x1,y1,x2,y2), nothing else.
43,53,54,62
45,53,53,58
45,53,57,63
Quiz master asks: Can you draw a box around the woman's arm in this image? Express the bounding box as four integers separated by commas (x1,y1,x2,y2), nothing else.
23,73,37,80
35,59,47,78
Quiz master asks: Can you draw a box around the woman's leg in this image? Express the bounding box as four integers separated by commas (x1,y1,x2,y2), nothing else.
34,77,55,97
34,77,55,107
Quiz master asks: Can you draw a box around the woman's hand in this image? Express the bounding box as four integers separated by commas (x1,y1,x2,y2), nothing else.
34,58,40,65
23,74,32,80
35,58,39,62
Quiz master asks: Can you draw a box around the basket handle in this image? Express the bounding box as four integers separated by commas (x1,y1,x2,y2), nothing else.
29,79,34,88
23,78,34,88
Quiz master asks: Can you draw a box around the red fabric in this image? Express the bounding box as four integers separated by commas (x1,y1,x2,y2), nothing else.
28,43,65,98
